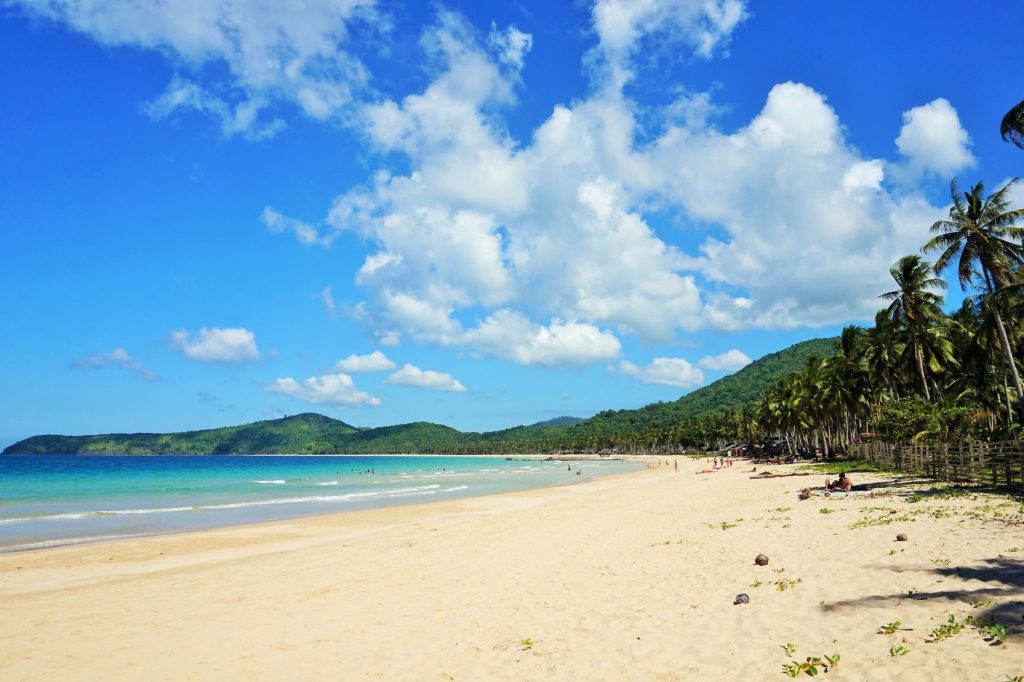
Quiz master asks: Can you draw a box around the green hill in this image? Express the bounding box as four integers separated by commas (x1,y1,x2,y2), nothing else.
560,337,838,435
4,413,359,455
3,338,836,455
529,416,584,428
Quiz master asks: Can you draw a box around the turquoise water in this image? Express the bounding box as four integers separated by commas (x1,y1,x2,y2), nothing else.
0,455,642,552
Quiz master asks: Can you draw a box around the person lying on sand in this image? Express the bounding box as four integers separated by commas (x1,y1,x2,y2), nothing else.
825,472,853,491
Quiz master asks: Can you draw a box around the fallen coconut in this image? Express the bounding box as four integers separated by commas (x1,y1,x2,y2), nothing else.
754,554,769,566
734,593,750,605
896,533,908,542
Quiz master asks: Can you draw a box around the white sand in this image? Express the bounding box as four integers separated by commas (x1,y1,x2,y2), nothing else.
1,459,1021,680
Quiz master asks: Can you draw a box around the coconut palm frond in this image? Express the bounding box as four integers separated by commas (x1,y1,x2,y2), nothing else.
1001,99,1024,149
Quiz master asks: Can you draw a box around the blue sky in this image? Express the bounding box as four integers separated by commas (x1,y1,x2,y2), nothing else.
2,0,1023,447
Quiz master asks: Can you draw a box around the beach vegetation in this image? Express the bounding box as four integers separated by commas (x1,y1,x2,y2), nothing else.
779,642,797,655
878,621,902,635
927,615,967,642
889,646,910,656
974,619,1009,644
781,653,839,677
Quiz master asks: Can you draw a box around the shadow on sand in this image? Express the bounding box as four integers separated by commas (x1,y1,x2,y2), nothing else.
822,556,1024,641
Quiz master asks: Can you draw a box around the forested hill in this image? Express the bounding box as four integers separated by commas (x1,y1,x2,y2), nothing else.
560,337,838,435
4,413,360,455
3,338,836,454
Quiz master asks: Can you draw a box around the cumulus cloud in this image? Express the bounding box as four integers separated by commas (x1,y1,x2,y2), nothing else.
10,0,379,137
654,81,947,328
264,372,380,407
171,327,261,364
37,3,965,366
895,98,975,180
337,350,395,372
263,13,955,359
698,349,751,371
71,348,159,381
386,364,465,392
462,312,622,366
619,357,704,388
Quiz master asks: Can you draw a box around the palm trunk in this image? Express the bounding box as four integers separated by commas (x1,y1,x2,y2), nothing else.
1004,372,1014,423
992,308,1024,401
983,269,1024,403
913,332,931,401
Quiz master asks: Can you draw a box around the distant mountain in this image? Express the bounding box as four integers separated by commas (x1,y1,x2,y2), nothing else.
4,338,837,455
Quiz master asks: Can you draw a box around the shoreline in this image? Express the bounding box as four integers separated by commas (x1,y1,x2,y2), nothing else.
1,452,629,458
2,459,1020,680
0,454,646,555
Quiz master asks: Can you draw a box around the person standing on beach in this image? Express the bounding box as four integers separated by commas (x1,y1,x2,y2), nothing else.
674,460,678,472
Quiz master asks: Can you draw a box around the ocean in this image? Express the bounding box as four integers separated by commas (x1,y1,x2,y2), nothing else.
0,455,642,552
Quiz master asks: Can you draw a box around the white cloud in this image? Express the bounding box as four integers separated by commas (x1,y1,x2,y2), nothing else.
842,160,885,192
71,348,158,382
591,0,747,87
337,350,395,372
698,349,751,371
653,81,947,328
462,312,621,366
266,16,955,359
319,286,337,319
264,372,380,407
488,23,533,69
171,327,261,364
263,207,331,246
39,4,965,364
619,357,704,389
10,0,379,137
386,364,465,392
895,98,975,179
592,0,746,57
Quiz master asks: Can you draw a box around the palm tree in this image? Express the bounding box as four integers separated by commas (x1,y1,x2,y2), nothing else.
1002,98,1024,149
879,255,948,400
923,178,1024,403
862,310,905,399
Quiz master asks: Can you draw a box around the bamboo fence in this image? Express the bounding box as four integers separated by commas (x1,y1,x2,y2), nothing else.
860,441,1024,489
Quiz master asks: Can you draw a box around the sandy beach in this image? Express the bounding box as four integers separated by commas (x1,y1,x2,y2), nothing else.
1,459,1021,681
